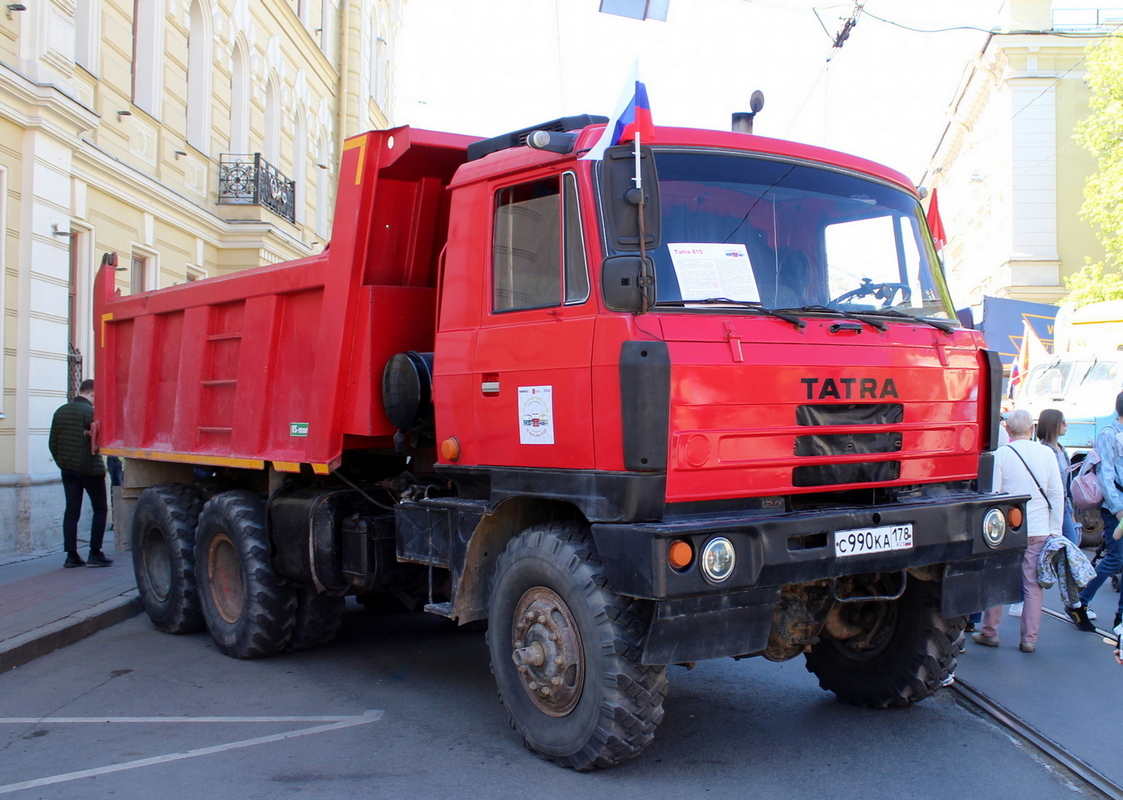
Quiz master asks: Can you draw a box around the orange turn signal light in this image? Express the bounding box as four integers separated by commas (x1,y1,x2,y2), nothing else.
668,539,694,570
440,437,461,462
1007,507,1023,529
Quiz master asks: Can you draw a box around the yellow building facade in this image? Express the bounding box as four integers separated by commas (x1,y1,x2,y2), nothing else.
0,0,403,556
922,1,1108,311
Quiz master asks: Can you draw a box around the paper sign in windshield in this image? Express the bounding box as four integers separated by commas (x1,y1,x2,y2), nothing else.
668,243,759,302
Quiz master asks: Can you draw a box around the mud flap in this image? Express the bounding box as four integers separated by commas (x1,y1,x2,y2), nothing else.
641,587,780,664
940,552,1023,618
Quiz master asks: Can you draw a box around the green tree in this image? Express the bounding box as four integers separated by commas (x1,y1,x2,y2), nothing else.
1072,34,1123,306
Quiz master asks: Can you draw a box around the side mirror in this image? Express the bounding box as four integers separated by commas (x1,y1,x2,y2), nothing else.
601,145,661,252
602,256,657,313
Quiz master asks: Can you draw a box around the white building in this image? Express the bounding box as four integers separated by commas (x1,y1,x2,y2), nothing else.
0,0,403,557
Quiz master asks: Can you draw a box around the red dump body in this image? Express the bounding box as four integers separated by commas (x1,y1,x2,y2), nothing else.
94,128,475,473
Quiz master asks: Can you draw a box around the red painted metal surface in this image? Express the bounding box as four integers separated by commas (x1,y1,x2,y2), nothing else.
94,127,475,471
95,117,988,508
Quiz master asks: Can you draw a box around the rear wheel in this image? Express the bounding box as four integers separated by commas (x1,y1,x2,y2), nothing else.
195,491,296,659
486,522,668,771
804,578,963,708
131,484,205,634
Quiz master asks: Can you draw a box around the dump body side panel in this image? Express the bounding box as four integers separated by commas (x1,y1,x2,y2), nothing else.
94,127,475,471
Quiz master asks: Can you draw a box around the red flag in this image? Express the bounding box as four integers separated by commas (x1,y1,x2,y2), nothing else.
926,188,946,251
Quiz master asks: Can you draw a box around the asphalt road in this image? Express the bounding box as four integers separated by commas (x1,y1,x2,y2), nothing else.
0,604,1105,800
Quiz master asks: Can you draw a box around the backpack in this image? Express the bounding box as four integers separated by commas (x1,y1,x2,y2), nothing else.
1070,450,1103,510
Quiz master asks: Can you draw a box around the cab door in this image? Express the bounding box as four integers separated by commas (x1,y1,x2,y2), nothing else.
471,171,596,469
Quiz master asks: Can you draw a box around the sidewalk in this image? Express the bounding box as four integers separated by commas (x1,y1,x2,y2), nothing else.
953,583,1122,796
0,548,140,673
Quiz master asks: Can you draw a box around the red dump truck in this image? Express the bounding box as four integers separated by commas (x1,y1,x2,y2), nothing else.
94,116,1026,771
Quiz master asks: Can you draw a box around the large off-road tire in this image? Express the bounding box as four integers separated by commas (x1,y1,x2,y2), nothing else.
195,490,296,659
131,484,205,634
486,522,668,771
804,578,964,709
288,588,346,652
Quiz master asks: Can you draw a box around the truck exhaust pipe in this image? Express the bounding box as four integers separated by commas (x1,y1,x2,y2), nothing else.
732,90,766,134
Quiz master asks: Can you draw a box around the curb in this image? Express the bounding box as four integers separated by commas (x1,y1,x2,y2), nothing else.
0,590,143,673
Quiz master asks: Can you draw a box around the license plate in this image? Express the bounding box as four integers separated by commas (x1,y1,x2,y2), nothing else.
834,524,914,558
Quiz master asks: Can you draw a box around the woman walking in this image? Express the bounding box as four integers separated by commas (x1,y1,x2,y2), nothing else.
1036,409,1079,546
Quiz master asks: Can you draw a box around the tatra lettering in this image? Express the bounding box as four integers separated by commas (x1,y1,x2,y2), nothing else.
803,377,900,400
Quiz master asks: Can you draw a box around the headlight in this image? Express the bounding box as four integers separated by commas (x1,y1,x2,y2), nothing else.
982,508,1006,548
700,537,736,583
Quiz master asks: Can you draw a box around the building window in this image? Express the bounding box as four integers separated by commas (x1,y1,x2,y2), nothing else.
130,255,146,294
265,77,280,164
186,0,213,153
75,0,101,74
132,0,165,117
229,40,249,153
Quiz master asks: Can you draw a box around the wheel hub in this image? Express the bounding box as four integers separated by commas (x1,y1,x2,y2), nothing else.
511,587,584,717
208,533,244,624
142,527,172,602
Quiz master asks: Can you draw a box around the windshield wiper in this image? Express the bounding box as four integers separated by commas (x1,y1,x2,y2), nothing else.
851,307,956,334
673,298,806,329
780,305,888,332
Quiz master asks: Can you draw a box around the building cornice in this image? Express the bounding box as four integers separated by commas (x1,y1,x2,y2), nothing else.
0,60,99,144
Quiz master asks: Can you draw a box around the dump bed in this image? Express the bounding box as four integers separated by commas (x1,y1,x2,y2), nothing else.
94,127,475,474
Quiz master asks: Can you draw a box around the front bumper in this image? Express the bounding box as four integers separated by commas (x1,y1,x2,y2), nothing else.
590,491,1027,664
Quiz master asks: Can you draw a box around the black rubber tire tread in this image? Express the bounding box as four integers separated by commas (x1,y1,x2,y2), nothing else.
804,578,965,709
131,483,205,634
288,588,346,651
486,522,669,771
195,490,296,659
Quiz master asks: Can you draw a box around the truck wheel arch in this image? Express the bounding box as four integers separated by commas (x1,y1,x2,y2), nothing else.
452,497,586,624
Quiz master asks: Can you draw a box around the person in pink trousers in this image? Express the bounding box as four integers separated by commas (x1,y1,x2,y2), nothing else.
973,409,1064,652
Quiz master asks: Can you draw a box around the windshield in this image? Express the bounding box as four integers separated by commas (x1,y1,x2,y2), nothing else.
1024,359,1123,405
642,151,954,320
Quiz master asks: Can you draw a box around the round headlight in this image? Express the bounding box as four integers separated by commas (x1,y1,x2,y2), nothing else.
982,508,1006,549
700,537,736,584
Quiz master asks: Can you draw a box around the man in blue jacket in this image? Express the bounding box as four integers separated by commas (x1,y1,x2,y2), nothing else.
1070,391,1123,635
48,379,112,568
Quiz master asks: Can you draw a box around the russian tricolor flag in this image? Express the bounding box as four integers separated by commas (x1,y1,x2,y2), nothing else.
582,64,655,160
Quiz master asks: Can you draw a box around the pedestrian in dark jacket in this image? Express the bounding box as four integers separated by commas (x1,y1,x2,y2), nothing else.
48,379,112,568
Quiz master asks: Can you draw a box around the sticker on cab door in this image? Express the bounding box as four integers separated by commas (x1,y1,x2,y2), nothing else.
518,386,554,445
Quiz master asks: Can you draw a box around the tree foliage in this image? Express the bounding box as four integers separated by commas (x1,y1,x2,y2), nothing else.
1072,35,1123,306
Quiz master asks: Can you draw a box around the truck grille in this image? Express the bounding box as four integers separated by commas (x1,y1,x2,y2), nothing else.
795,403,902,486
794,432,903,456
796,403,903,426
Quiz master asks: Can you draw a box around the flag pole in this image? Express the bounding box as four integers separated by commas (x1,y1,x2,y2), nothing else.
634,131,649,313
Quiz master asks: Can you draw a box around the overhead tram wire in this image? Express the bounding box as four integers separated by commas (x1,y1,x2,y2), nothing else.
783,3,861,140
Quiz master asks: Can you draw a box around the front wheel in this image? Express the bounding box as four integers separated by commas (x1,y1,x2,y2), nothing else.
804,578,963,708
486,522,668,771
195,491,296,659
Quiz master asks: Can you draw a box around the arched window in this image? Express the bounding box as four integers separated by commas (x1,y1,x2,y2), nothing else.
373,26,388,111
264,77,280,164
229,39,250,153
186,0,213,153
292,106,307,225
132,0,165,117
315,135,329,238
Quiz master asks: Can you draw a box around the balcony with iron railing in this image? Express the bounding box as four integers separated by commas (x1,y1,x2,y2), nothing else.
217,154,296,223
